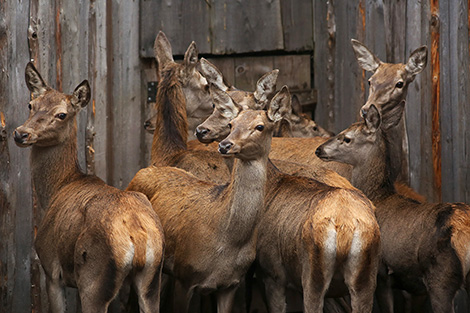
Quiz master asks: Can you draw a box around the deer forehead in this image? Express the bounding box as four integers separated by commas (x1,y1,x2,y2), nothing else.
31,91,70,112
232,110,267,129
371,63,406,85
228,90,255,109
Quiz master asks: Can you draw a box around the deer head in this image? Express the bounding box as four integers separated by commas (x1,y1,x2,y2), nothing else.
219,86,290,161
14,62,90,147
351,39,427,117
154,31,212,122
315,101,405,167
195,70,279,143
276,95,334,138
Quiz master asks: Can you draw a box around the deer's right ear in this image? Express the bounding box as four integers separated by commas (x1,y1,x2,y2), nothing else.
351,39,382,72
364,104,381,132
267,86,290,123
290,94,302,116
25,62,47,98
210,84,239,119
405,46,428,78
254,69,279,109
71,80,91,109
154,31,174,69
200,58,229,91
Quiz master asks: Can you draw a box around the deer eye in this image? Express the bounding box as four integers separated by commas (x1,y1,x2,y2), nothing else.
396,81,404,88
313,126,318,131
344,137,351,144
368,80,371,86
212,103,215,109
56,113,67,120
228,123,232,129
204,84,210,92
28,103,32,110
255,125,264,132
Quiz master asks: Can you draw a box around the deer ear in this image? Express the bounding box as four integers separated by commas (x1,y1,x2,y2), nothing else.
25,62,48,98
154,31,174,69
267,86,291,123
381,101,406,130
405,46,428,78
351,39,382,72
71,80,91,109
290,94,302,115
364,104,381,132
254,69,279,109
200,58,229,91
184,41,198,71
210,84,240,119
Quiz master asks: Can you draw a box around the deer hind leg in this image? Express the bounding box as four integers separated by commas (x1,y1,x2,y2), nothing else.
262,275,287,313
216,284,239,313
45,276,66,313
173,279,194,313
343,233,379,313
133,257,164,313
375,265,394,313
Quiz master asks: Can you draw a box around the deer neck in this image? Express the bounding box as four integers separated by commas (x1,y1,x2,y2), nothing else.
351,135,395,201
151,66,188,166
223,156,268,245
30,129,81,210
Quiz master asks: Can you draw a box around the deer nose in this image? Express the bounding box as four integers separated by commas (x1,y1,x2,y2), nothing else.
315,146,323,157
218,141,233,155
195,126,210,138
143,120,151,129
13,130,29,143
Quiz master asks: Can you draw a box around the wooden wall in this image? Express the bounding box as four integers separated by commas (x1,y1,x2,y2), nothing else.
1,0,470,312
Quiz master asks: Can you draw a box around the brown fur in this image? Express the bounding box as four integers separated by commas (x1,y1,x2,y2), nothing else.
15,63,164,313
316,104,470,313
127,92,291,313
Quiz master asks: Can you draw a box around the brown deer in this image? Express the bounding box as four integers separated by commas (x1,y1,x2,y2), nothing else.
126,88,291,313
153,31,213,141
196,58,333,142
273,95,334,138
315,103,470,313
222,87,380,312
13,63,165,313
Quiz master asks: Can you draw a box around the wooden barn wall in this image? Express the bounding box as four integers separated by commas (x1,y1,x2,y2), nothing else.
314,0,470,204
1,0,470,312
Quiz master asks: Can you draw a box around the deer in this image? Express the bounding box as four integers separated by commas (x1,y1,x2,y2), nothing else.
273,95,334,138
13,62,165,313
223,87,380,312
152,31,213,141
126,88,294,313
315,102,470,313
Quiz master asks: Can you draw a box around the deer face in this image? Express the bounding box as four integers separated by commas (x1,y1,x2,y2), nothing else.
315,102,405,166
154,32,212,123
219,86,290,161
351,39,427,117
195,70,279,143
285,113,334,138
14,62,90,147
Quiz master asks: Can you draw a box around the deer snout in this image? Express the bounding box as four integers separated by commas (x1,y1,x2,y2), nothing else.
143,119,155,134
13,128,35,147
195,126,212,143
315,146,325,159
218,140,233,155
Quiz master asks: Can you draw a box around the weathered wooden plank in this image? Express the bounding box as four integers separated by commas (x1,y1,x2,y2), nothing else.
109,0,143,189
211,0,284,54
313,0,336,132
280,0,313,52
140,0,211,57
4,2,34,313
383,0,407,62
233,56,275,92
273,54,311,91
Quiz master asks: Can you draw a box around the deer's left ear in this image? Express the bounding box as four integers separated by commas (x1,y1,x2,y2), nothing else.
351,39,382,73
267,86,290,123
406,46,428,78
364,104,381,132
25,62,48,98
184,41,198,71
71,80,91,109
254,69,279,109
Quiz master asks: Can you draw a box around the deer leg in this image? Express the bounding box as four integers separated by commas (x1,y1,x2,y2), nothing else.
134,259,163,313
263,276,286,313
46,277,66,313
216,284,239,313
375,272,394,313
173,279,193,313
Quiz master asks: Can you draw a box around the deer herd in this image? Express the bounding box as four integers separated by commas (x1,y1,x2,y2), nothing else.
12,30,470,313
